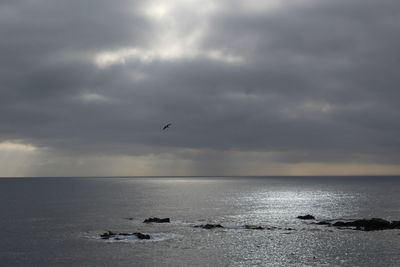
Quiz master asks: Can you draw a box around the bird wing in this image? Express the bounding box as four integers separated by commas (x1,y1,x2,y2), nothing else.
162,123,172,130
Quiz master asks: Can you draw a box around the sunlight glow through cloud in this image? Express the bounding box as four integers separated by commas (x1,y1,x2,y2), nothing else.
0,141,40,177
79,93,108,102
2,0,400,176
0,141,37,152
144,2,170,19
236,0,315,13
94,0,243,67
94,47,243,67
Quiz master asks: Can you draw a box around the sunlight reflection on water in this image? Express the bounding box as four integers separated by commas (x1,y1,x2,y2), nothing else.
232,189,362,223
1,177,400,266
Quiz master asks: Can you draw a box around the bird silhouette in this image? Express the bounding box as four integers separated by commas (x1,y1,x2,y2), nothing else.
162,123,172,130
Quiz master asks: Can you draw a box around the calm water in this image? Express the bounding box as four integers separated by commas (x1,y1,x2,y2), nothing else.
0,176,400,266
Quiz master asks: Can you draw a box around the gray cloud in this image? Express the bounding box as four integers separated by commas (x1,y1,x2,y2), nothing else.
1,0,400,175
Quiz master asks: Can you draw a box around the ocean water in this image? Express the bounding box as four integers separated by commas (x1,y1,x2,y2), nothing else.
0,176,399,266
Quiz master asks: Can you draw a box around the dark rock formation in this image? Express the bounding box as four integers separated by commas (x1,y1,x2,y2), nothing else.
134,232,151,239
332,221,347,227
100,231,150,240
317,221,331,225
391,221,400,228
301,216,400,231
100,230,117,239
194,224,224,229
245,225,264,230
303,217,400,231
143,217,170,223
332,218,394,231
297,214,315,220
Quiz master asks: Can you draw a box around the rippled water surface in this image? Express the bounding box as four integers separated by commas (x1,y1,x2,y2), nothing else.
1,176,400,266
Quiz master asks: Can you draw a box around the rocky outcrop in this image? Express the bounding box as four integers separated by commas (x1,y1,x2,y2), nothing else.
100,230,117,239
332,218,394,231
194,224,224,229
133,232,151,239
297,214,315,220
100,231,150,240
143,217,170,223
310,217,400,231
391,221,400,228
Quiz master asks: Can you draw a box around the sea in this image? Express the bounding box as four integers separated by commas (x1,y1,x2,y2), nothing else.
0,176,399,266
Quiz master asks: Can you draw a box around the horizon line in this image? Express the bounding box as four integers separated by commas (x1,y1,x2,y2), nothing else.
1,175,400,179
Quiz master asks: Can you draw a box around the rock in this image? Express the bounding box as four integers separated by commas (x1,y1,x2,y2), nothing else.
332,221,347,227
134,232,151,239
353,218,391,231
100,231,151,240
194,224,224,229
390,221,400,229
297,214,315,220
100,230,116,239
245,225,264,230
143,217,170,223
332,218,393,231
284,227,295,231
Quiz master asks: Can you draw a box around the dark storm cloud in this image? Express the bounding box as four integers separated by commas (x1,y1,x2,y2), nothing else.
0,0,152,138
1,0,400,166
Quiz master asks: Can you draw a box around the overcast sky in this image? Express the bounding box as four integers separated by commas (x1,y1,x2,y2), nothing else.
1,0,400,176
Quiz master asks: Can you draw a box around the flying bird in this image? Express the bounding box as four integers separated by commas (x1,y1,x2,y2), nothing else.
162,123,172,130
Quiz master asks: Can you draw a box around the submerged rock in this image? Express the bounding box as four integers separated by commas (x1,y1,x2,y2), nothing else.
312,221,331,226
332,221,347,227
194,224,224,229
245,225,265,230
143,217,170,223
297,214,316,220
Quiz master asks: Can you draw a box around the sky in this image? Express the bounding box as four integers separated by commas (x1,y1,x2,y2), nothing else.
1,0,400,176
